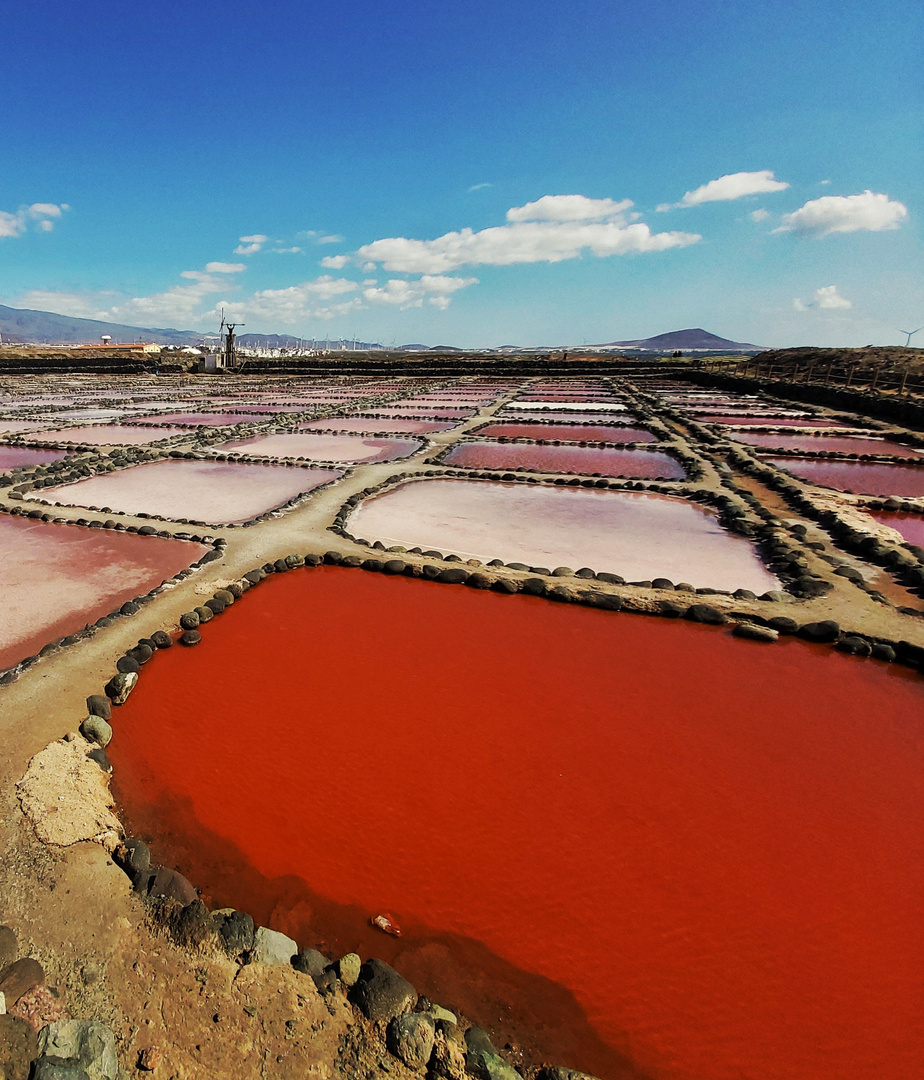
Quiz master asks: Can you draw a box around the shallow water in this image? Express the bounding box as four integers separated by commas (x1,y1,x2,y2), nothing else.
28,425,190,445
110,568,924,1080
473,422,656,443
444,441,685,478
300,417,458,435
219,432,424,463
0,516,207,670
496,409,639,424
348,479,777,590
42,459,341,524
700,415,852,428
0,446,71,470
126,412,277,427
764,457,924,497
733,433,923,457
866,511,924,547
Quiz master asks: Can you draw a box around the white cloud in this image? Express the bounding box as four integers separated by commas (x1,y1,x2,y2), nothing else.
775,190,907,236
0,202,69,238
212,276,362,325
320,254,350,269
297,230,344,245
235,233,268,255
468,182,492,192
271,246,302,254
794,285,852,311
363,275,477,310
318,233,343,245
506,194,633,222
659,170,789,211
750,209,770,223
205,261,246,274
357,196,699,273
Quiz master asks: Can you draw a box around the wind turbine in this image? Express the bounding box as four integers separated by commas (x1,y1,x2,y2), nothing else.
899,327,923,347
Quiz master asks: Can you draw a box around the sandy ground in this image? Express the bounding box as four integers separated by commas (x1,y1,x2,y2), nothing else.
1,371,923,1079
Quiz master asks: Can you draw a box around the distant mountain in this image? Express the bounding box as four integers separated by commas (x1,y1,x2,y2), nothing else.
0,303,211,347
601,328,762,352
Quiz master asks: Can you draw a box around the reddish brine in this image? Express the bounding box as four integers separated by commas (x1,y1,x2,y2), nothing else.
472,423,656,443
110,569,924,1080
764,457,924,497
444,440,685,478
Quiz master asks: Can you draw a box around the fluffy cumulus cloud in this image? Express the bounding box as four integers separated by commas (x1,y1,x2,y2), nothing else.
749,209,770,223
794,285,852,311
234,233,268,255
213,276,362,325
204,261,246,274
320,254,350,269
0,202,69,238
775,191,907,236
659,171,789,211
356,195,699,273
363,275,478,311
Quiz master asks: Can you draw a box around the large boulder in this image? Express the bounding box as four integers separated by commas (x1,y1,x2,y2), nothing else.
0,959,44,1006
387,1012,435,1069
249,927,297,966
104,672,137,705
37,1020,118,1080
349,958,417,1022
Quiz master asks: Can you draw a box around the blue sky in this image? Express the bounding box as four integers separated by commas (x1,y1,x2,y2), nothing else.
2,0,921,347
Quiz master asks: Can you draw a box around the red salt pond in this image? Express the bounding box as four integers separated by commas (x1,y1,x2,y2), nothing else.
0,515,206,671
444,440,685,478
764,456,924,497
0,420,54,434
299,417,458,435
347,478,777,591
127,412,276,427
42,459,341,524
110,568,924,1080
867,510,924,547
0,445,71,470
28,425,190,445
702,415,853,428
498,409,638,424
733,433,923,457
219,432,424,463
474,422,656,443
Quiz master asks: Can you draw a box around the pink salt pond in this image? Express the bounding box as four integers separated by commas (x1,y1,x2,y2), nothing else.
497,410,638,425
0,515,207,672
866,511,924,547
764,457,924,498
29,425,191,445
444,440,685,479
0,446,71,470
733,433,923,458
474,422,656,443
127,412,276,427
299,417,458,435
348,478,778,591
219,432,424,464
701,415,851,428
42,459,341,524
0,420,54,434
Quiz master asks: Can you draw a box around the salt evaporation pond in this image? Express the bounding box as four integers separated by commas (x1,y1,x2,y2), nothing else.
733,433,923,457
127,412,276,427
444,440,685,478
505,400,627,412
867,511,924,547
0,421,53,434
42,459,341,524
764,457,924,497
348,479,777,591
29,425,190,445
474,422,656,443
0,515,207,671
219,432,424,463
701,415,852,428
497,409,638,425
300,417,458,435
0,445,71,470
110,568,924,1080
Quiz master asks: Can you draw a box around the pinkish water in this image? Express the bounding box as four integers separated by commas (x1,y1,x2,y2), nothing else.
700,416,851,428
444,441,685,479
347,478,776,589
0,446,71,470
42,459,341,524
28,425,191,445
764,458,924,497
299,417,458,434
497,410,638,424
0,420,54,434
733,434,922,457
474,423,656,443
0,515,207,671
127,412,277,426
866,511,924,547
219,432,424,463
